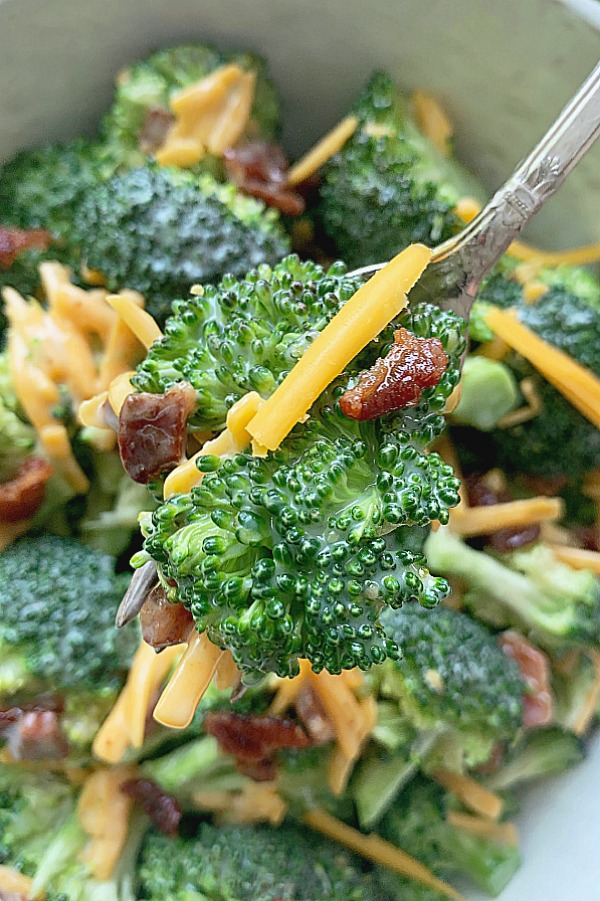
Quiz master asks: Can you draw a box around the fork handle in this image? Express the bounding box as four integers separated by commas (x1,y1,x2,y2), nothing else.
439,59,600,286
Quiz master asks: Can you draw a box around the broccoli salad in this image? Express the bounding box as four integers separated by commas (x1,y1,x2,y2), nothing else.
0,42,599,901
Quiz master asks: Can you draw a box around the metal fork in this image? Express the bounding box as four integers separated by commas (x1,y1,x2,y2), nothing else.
351,60,600,321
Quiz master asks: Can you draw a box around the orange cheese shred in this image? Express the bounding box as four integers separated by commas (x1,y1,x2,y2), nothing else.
287,115,359,186
153,631,224,729
447,811,518,846
304,808,463,900
412,90,453,156
432,768,503,820
247,244,432,451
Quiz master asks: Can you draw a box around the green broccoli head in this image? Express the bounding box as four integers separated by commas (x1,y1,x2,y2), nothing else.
134,256,466,679
482,281,600,478
71,166,290,324
318,71,481,269
102,44,281,171
138,822,378,901
0,352,36,482
426,528,600,652
0,138,108,242
375,602,524,769
380,777,521,898
0,535,136,699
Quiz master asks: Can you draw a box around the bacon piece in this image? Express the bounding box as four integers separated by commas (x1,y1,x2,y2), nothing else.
340,328,448,421
139,107,175,155
295,685,336,745
121,778,182,836
0,456,53,523
6,709,69,761
118,383,196,483
466,473,541,551
140,583,194,651
204,711,310,782
499,630,553,728
224,142,306,216
0,226,52,269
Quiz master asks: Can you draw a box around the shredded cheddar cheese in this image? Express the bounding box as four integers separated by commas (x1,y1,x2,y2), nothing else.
550,545,600,574
304,809,463,900
0,865,41,899
153,631,224,729
213,649,241,690
77,766,135,881
447,811,518,846
93,641,183,763
193,780,287,826
247,244,432,451
163,390,264,498
155,64,255,167
451,496,563,537
286,115,358,186
485,306,600,429
412,90,453,156
106,294,163,349
497,377,542,428
432,768,503,820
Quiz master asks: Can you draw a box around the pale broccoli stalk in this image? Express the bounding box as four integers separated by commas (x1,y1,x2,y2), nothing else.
450,356,520,431
484,728,584,793
426,528,600,652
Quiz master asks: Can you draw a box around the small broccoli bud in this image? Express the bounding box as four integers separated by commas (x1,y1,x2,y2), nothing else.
451,356,520,432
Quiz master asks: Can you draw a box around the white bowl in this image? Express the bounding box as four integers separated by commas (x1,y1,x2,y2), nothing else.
1,1,599,898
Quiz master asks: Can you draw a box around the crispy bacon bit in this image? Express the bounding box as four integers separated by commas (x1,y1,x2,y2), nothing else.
0,456,53,523
295,685,336,745
0,226,52,269
121,778,182,836
140,583,194,651
499,630,553,728
466,473,541,551
204,711,310,782
340,328,448,421
139,106,175,155
6,709,69,761
118,382,196,483
224,142,306,216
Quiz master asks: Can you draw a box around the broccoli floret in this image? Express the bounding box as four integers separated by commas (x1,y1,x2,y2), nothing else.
0,536,137,758
0,352,36,481
134,257,466,679
450,355,520,432
484,727,584,793
426,528,600,652
538,264,600,308
380,777,521,897
487,285,600,478
71,167,290,324
372,602,524,772
138,822,378,901
318,71,481,269
102,44,280,171
0,138,107,242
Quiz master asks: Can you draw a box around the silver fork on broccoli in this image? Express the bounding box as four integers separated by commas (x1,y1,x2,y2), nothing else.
350,60,600,321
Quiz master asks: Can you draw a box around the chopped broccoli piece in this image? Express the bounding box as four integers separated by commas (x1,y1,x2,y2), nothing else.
318,71,481,268
0,535,137,759
102,44,281,171
0,352,36,481
450,355,519,431
71,167,290,324
373,602,524,772
0,534,135,695
426,529,600,652
538,264,600,308
484,727,584,793
0,138,108,242
138,821,378,901
135,256,466,679
380,777,521,897
489,285,600,478
0,764,144,901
